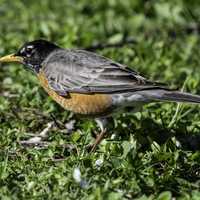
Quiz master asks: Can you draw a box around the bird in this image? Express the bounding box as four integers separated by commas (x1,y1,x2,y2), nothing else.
1,39,200,151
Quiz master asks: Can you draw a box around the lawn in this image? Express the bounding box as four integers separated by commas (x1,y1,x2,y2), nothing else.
1,0,200,199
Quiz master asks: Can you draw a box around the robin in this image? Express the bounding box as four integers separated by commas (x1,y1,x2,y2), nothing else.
1,39,200,151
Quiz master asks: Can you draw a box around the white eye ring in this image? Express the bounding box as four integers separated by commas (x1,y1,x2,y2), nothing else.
26,54,31,58
27,45,34,49
20,47,25,54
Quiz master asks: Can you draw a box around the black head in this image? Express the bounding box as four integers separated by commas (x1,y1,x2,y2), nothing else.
0,40,60,73
15,40,60,72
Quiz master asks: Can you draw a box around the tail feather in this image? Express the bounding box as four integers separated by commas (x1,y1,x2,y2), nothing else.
139,89,200,104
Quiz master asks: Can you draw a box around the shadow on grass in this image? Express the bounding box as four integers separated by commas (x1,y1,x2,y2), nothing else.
114,116,200,152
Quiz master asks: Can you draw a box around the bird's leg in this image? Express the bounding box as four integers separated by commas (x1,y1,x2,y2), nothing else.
89,118,109,152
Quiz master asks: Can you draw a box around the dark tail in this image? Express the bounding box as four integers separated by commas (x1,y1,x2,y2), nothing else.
138,89,200,104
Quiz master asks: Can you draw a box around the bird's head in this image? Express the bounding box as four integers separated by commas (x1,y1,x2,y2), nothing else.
0,40,59,73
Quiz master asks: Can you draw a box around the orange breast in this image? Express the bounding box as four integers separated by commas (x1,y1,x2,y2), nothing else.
37,71,113,115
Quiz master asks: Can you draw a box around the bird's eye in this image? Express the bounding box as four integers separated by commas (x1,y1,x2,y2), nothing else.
25,46,34,57
26,47,32,53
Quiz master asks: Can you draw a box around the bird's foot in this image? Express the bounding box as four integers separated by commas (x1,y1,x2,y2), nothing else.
87,129,107,152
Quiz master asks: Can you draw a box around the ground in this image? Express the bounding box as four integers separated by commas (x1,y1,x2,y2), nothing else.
1,0,200,199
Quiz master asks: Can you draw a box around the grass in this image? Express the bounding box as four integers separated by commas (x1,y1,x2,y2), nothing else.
1,0,200,199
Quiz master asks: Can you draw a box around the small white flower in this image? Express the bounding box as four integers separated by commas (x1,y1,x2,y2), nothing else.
111,134,116,139
95,159,103,168
73,167,81,183
73,168,89,189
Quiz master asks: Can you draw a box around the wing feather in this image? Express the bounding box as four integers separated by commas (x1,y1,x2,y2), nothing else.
41,49,166,96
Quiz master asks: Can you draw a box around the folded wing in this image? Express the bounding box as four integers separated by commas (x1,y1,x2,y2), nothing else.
42,49,167,96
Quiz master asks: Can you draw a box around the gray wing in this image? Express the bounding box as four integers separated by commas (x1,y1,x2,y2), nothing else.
42,49,166,96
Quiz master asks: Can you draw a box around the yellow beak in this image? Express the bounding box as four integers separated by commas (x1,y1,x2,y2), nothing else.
0,54,23,63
